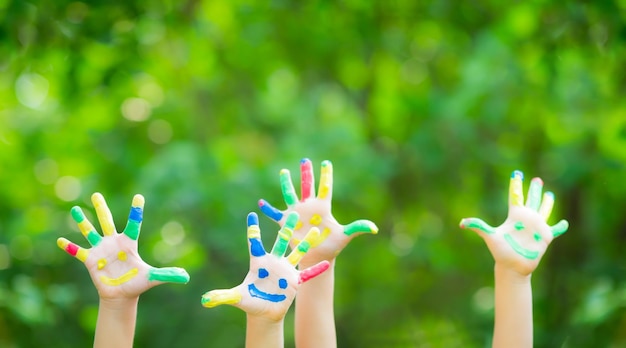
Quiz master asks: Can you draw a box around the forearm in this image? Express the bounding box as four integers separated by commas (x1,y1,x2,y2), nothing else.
295,260,336,348
246,314,284,348
94,297,139,348
493,264,533,348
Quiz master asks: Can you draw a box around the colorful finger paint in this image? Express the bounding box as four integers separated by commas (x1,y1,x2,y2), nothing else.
97,258,107,270
300,158,314,201
551,220,569,238
258,199,284,222
459,218,496,234
279,169,298,206
57,238,89,262
248,283,287,302
123,195,144,240
538,192,555,220
270,212,297,257
343,219,379,236
286,228,318,266
317,160,332,199
299,260,330,284
100,268,139,286
148,267,190,283
92,193,116,236
71,207,102,247
247,213,266,257
509,170,524,207
201,289,242,308
503,233,539,260
526,178,543,211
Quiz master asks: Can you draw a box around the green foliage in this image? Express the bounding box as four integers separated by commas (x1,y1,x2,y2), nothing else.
1,0,625,347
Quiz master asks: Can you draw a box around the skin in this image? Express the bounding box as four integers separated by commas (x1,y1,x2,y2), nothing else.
258,159,378,348
201,212,330,348
460,171,568,348
57,193,189,348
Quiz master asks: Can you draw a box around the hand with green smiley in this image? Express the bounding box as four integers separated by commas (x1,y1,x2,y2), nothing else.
459,170,569,275
57,193,189,348
201,212,329,347
459,170,569,348
258,159,379,348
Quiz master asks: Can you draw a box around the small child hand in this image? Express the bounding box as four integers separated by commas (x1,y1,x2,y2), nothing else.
258,159,378,266
57,193,189,300
460,171,569,275
201,212,329,321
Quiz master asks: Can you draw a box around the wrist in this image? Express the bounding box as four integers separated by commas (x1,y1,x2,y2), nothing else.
99,297,139,312
494,263,532,284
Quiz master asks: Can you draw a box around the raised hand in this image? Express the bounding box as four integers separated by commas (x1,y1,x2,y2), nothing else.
57,193,190,300
258,158,378,266
459,170,569,275
201,212,329,321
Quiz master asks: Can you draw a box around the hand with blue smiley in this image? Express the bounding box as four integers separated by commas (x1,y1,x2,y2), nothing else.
460,170,569,275
57,193,190,300
201,212,330,321
258,159,378,267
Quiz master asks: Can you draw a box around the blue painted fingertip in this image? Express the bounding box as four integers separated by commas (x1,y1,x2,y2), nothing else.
247,212,259,227
258,199,284,222
511,170,524,179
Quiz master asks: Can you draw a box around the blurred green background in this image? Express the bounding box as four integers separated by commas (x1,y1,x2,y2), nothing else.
1,0,625,347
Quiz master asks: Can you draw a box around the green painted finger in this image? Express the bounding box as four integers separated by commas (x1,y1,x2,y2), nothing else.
280,169,298,206
123,194,144,240
270,211,298,257
551,220,569,238
201,288,242,308
526,177,543,211
459,218,496,235
147,267,190,284
343,219,379,236
71,206,102,247
287,227,319,266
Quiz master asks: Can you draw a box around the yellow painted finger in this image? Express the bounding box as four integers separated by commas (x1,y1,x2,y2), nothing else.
57,237,89,263
317,160,333,200
92,192,116,236
508,170,524,207
538,191,555,220
287,227,320,266
201,289,242,308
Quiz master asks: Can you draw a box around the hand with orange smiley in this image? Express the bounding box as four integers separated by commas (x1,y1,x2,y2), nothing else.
258,159,378,267
201,212,330,321
57,193,190,300
459,170,569,275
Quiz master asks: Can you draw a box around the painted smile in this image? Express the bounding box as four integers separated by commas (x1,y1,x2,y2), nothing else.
100,268,139,286
248,284,287,302
504,234,539,260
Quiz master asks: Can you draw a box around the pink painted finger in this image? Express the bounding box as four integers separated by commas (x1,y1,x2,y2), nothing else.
298,260,330,284
300,158,315,201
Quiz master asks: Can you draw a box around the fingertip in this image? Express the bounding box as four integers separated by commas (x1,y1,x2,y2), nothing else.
247,212,259,227
531,177,544,185
300,158,311,165
70,206,84,222
280,168,290,176
459,218,467,229
56,237,68,249
285,211,300,226
91,192,104,202
132,194,145,208
511,170,524,180
321,160,332,168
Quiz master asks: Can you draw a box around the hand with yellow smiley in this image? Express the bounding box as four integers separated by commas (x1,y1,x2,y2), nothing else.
459,170,569,275
258,159,378,267
57,193,190,300
201,212,329,347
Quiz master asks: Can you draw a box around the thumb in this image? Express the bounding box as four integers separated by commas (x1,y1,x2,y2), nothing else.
459,217,496,237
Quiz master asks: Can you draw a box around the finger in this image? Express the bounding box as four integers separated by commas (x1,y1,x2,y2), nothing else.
247,212,266,257
201,288,242,308
92,192,116,236
123,194,144,240
509,170,524,207
525,177,543,211
551,219,569,238
258,199,284,222
270,212,298,257
538,192,555,220
299,260,330,284
317,160,333,200
459,218,496,235
280,169,298,206
70,206,102,247
148,267,190,284
344,219,379,236
287,227,319,266
300,158,315,201
57,238,89,262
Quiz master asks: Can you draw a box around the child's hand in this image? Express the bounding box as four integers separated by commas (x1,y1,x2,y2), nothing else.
258,159,378,266
57,193,190,300
201,212,329,321
460,171,569,275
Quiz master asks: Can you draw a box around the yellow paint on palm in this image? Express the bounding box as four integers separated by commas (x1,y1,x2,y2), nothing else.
117,251,127,261
309,214,322,225
295,220,303,230
97,258,107,270
100,268,139,286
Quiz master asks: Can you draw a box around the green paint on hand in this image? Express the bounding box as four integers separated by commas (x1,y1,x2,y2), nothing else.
461,218,495,234
124,220,141,240
148,267,190,284
280,169,297,206
533,232,542,241
70,207,85,223
344,220,378,236
551,220,569,237
504,233,539,260
514,222,525,231
87,231,102,246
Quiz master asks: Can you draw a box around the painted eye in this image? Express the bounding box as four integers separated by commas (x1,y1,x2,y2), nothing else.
278,278,287,289
258,268,269,278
